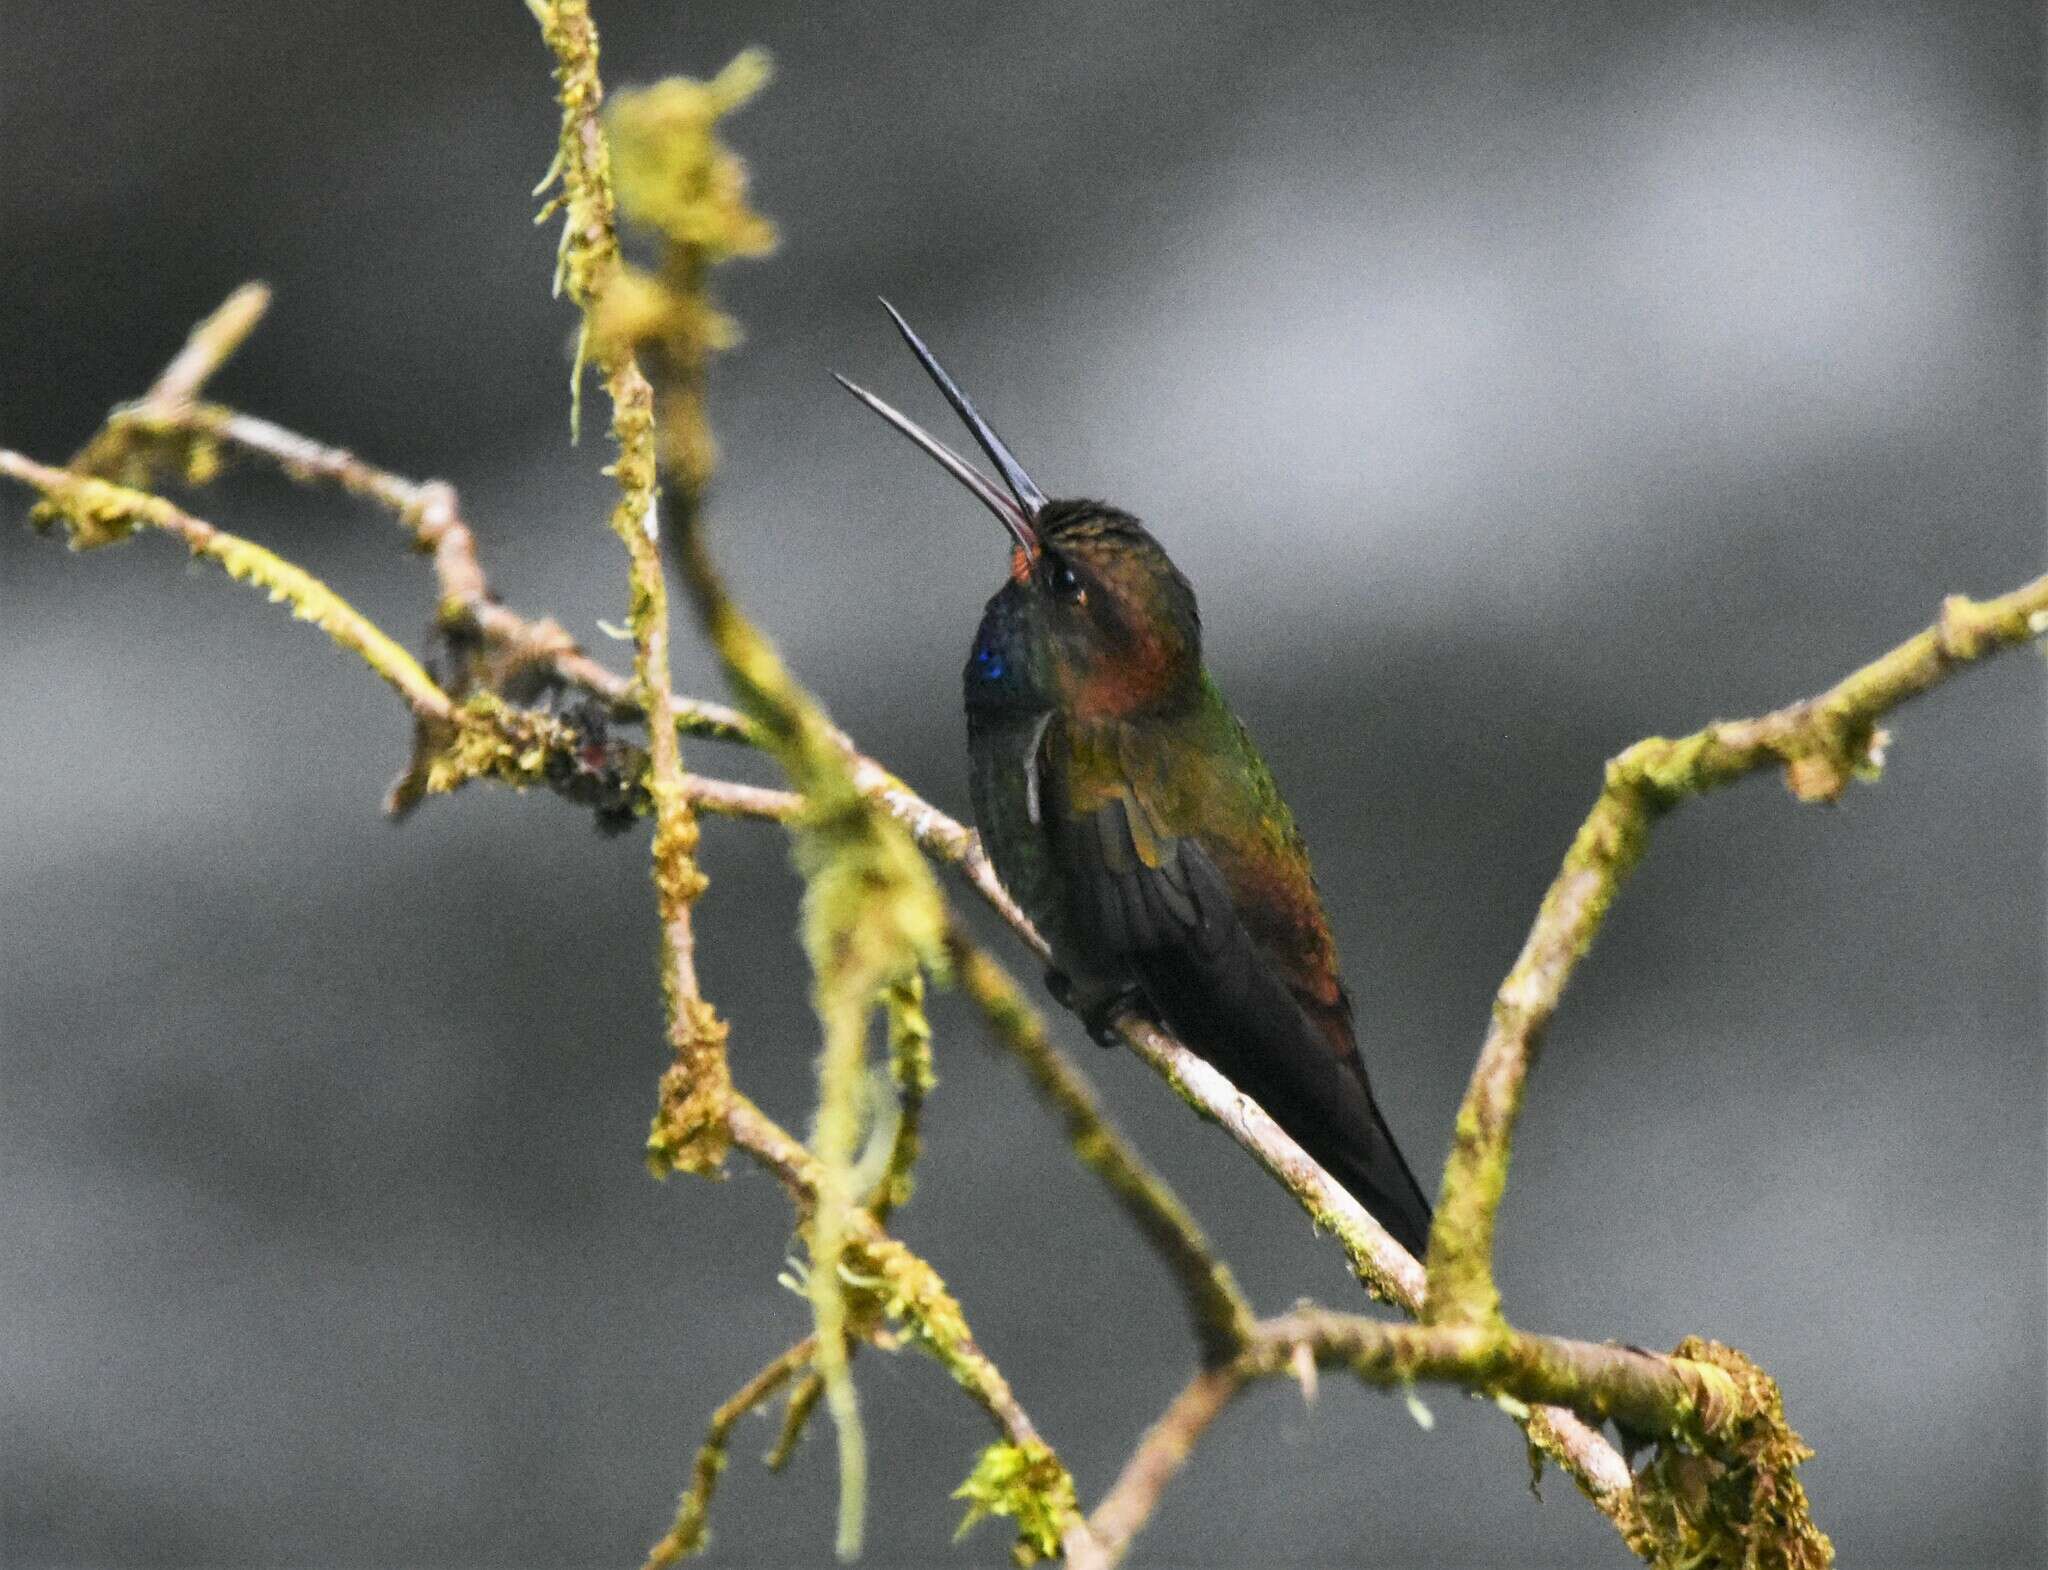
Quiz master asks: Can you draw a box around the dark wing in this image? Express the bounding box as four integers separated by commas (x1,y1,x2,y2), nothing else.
1041,726,1434,1256
967,706,1069,951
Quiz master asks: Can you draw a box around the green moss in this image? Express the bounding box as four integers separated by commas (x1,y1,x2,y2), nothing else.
533,0,740,1190
1625,1340,1832,1570
868,975,935,1218
16,461,448,715
789,756,946,1562
608,57,776,260
646,999,734,1176
953,1441,1080,1566
598,54,776,491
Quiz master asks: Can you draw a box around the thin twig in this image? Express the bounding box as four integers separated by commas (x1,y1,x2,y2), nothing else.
684,775,800,820
652,983,928,1566
1085,1308,1706,1567
53,282,272,493
645,1336,820,1568
3,453,452,719
144,282,273,408
725,1095,1099,1564
587,37,952,1555
765,1371,826,1472
97,379,1031,947
869,975,935,1223
119,394,755,739
530,21,960,1546
1116,1013,1421,1306
1085,1364,1240,1565
664,483,949,1557
1080,1018,1634,1545
0,451,688,825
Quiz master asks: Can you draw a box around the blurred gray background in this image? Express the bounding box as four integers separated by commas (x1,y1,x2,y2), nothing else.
3,1,2042,1566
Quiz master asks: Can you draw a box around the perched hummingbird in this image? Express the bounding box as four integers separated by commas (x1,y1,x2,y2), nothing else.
836,305,1434,1258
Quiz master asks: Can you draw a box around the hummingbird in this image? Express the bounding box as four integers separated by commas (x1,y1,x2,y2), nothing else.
835,304,1435,1259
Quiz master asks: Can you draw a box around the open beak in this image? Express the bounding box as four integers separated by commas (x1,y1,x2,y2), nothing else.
834,301,1046,558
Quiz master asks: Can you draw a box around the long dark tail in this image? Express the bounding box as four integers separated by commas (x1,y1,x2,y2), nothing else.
1133,942,1436,1260
1225,1034,1435,1260
1309,1068,1434,1260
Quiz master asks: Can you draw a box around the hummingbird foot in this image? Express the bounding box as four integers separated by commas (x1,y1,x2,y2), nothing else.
1043,968,1148,1048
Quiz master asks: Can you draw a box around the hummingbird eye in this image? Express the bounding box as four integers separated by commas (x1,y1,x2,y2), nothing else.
1045,554,1085,604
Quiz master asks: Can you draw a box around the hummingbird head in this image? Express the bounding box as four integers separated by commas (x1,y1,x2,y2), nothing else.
837,303,1200,720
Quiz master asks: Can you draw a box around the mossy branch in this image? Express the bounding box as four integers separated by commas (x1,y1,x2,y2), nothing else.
648,1085,1093,1566
724,1097,1095,1563
138,280,273,406
660,977,932,1570
1086,1311,1825,1570
532,0,733,1178
662,435,947,1564
667,980,935,1551
1105,1009,1635,1532
870,974,936,1222
71,284,1126,1564
1422,569,2048,1333
948,932,1256,1367
765,1368,827,1473
635,1053,1086,1567
104,353,1033,922
534,8,962,1555
108,392,754,746
48,279,271,508
4,452,452,717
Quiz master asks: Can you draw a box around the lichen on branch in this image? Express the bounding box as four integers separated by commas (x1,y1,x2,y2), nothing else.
1083,1310,1829,1570
869,974,936,1221
536,10,966,1556
600,51,775,495
1424,568,2048,1335
954,1440,1081,1567
47,279,271,509
1616,1338,1827,1570
668,520,952,1560
532,0,734,1180
725,1099,1090,1564
6,454,450,717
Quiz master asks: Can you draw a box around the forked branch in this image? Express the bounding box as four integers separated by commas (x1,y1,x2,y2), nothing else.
1421,571,2048,1330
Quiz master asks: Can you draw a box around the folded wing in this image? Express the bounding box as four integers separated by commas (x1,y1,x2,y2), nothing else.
1042,717,1435,1257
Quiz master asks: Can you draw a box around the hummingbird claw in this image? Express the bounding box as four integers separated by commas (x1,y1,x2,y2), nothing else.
1043,969,1147,1048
